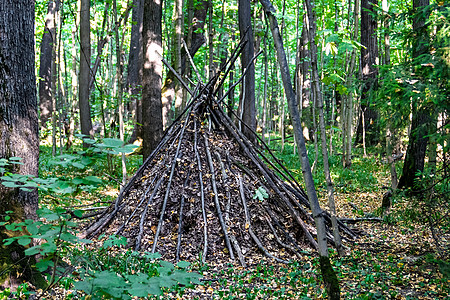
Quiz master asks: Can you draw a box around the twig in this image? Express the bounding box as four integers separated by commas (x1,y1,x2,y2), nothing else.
264,214,302,258
263,205,307,254
115,175,158,235
204,132,235,260
162,57,193,96
217,151,247,266
237,175,289,264
194,118,208,263
176,170,191,262
152,111,192,253
182,39,203,84
135,175,166,251
213,106,319,250
217,50,263,105
338,217,382,224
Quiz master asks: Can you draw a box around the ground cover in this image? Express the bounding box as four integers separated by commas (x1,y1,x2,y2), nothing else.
2,140,448,299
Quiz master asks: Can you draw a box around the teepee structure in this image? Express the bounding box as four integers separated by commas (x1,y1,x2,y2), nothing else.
84,41,357,266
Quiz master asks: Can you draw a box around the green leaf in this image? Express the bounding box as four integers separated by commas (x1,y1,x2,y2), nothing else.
5,224,17,231
72,162,85,169
24,245,42,256
18,237,31,246
73,210,83,218
26,222,39,235
9,157,23,161
177,261,191,269
36,260,54,272
84,176,103,184
102,138,124,148
1,181,19,188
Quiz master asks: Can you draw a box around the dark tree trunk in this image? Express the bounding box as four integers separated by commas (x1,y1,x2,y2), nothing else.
355,0,379,146
142,0,163,160
0,0,41,288
238,0,256,143
38,0,60,126
79,0,93,141
398,0,431,190
128,0,144,143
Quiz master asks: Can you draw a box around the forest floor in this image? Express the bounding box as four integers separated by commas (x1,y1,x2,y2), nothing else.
35,142,449,299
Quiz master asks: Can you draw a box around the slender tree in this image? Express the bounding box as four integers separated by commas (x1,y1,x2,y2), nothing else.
0,0,41,288
39,0,60,127
142,0,163,159
303,0,344,257
259,0,340,298
79,0,93,141
127,0,144,143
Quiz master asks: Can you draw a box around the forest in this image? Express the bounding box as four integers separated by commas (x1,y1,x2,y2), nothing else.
0,0,449,298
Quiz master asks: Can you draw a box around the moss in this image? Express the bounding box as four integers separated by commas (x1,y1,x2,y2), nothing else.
319,255,340,300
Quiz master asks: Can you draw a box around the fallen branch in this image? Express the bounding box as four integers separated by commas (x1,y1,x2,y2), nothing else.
338,217,382,224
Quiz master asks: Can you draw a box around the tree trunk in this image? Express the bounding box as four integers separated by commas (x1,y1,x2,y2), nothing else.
355,0,378,146
342,0,359,168
127,0,144,143
161,0,209,124
398,0,431,190
0,0,41,288
142,0,164,160
238,0,256,143
303,0,344,257
39,0,60,127
260,0,340,298
79,0,93,142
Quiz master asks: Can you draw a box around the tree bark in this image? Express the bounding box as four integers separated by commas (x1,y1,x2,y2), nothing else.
128,0,144,143
172,0,184,118
259,0,340,298
398,0,431,190
355,0,378,146
342,0,359,168
238,0,256,143
0,0,41,288
79,0,93,142
160,0,209,124
303,0,344,257
39,0,60,127
142,0,163,160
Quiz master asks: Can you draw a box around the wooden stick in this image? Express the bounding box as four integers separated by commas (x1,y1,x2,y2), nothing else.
215,151,247,267
152,111,192,253
115,175,158,235
162,57,193,96
176,170,191,262
237,175,289,264
182,39,203,84
204,132,235,261
194,119,208,263
135,175,166,251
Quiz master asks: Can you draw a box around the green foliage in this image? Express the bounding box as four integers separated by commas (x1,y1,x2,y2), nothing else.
0,210,201,299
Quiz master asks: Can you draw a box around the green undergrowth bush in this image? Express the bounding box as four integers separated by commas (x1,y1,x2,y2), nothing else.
0,209,201,299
